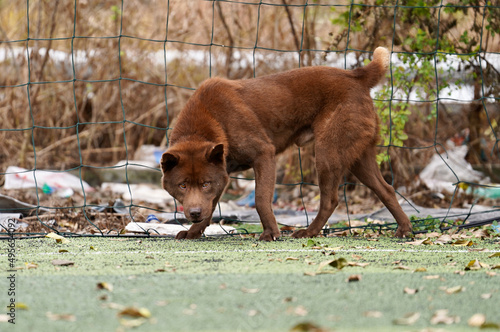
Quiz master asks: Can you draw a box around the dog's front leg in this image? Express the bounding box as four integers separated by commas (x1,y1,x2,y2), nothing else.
175,218,210,239
253,151,281,241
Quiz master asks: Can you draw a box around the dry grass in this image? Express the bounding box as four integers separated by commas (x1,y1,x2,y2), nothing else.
0,0,498,193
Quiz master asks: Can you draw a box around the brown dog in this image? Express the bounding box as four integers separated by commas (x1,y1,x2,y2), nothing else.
161,47,413,241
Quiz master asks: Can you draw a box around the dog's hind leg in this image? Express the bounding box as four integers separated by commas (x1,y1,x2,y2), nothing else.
350,148,413,237
291,148,345,238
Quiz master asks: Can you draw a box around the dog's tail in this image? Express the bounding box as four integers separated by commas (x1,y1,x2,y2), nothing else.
353,47,390,89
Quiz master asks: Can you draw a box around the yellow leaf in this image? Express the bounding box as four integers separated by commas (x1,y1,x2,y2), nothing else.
118,307,151,318
451,239,474,246
25,262,38,269
488,252,500,258
465,259,483,270
14,303,29,310
96,282,113,292
45,232,69,244
413,267,427,272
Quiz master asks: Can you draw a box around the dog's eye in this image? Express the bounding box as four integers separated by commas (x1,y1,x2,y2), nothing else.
179,183,187,189
202,182,210,188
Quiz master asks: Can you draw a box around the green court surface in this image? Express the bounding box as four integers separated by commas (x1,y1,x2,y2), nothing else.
1,235,499,331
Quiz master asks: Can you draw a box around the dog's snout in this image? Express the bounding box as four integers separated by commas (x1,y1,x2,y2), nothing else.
189,207,202,220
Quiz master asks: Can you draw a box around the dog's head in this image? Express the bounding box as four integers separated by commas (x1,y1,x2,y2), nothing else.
160,141,229,223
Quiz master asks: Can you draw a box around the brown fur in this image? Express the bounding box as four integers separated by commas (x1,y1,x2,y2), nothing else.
161,47,413,240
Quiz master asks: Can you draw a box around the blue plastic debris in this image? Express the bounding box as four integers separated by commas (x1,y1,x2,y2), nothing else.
146,214,160,223
236,190,278,207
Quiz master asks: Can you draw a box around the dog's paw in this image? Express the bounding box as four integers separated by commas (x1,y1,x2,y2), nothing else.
395,227,413,238
291,229,313,238
259,231,280,241
175,230,202,240
175,230,189,240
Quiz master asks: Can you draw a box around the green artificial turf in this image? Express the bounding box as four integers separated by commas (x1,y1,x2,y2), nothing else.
1,235,499,331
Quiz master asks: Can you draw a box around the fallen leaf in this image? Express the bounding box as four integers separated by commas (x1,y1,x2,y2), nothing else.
304,239,321,248
329,257,348,270
488,252,500,258
393,265,410,270
468,313,486,327
404,287,418,295
491,264,500,269
435,234,452,244
289,322,328,332
393,312,421,325
118,307,151,318
423,275,440,280
430,309,460,325
96,282,113,292
481,293,492,299
119,318,146,328
89,246,96,250
465,259,489,270
480,322,500,329
287,305,308,316
347,274,362,282
241,287,260,294
286,257,299,261
46,312,76,322
348,262,370,268
0,314,9,322
406,237,433,245
413,267,427,272
101,302,125,310
248,309,258,317
25,262,38,269
51,259,74,266
364,311,383,318
58,249,69,253
45,232,69,244
444,285,464,294
451,239,474,246
283,297,296,303
14,303,29,310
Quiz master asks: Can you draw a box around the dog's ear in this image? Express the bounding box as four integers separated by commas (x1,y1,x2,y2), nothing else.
160,152,179,172
206,144,225,165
